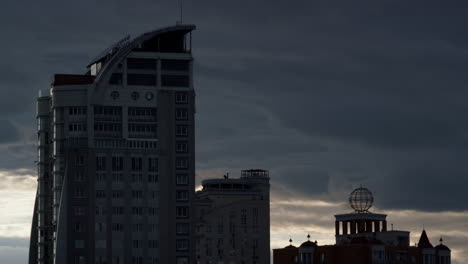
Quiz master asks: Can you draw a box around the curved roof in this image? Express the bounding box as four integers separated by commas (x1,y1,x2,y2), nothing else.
284,245,297,249
93,24,196,85
435,244,450,251
300,240,317,248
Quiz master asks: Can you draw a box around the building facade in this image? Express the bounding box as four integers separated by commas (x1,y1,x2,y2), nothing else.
194,169,270,264
29,24,196,264
273,187,451,264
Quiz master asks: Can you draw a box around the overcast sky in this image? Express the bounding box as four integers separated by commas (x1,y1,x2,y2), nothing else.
0,0,467,263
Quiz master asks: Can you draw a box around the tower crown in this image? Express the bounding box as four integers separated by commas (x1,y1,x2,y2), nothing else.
349,186,374,213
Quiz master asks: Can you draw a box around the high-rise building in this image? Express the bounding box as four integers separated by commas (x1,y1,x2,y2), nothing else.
194,169,271,264
29,24,196,264
273,187,451,264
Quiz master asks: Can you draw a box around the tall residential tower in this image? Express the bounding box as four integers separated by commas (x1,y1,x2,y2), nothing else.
29,24,196,264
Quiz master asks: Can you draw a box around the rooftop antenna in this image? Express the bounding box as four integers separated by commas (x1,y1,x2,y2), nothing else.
176,0,183,25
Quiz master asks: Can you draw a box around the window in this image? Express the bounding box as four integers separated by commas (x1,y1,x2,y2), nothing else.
128,107,157,118
111,223,124,232
69,107,87,115
95,190,106,199
75,172,85,181
176,158,188,169
131,174,143,183
112,156,123,171
148,207,158,216
109,73,123,85
127,58,157,70
176,190,189,201
161,59,189,71
127,74,156,86
132,223,143,232
176,125,188,136
131,157,143,171
112,190,124,199
112,173,123,182
148,174,158,183
175,92,188,104
96,156,106,171
148,157,158,172
253,208,259,225
132,190,143,199
175,108,188,120
148,240,158,248
176,223,189,235
68,123,87,132
75,188,84,198
162,75,189,87
176,239,189,251
176,174,188,185
112,207,124,215
75,223,84,232
132,207,144,215
241,209,247,225
74,256,86,264
132,240,142,248
176,206,189,218
75,240,85,249
132,257,143,264
76,155,85,165
96,173,106,182
75,207,85,216
176,141,188,153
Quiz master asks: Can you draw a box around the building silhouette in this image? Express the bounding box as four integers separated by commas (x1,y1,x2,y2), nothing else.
273,187,451,264
29,24,196,264
194,169,270,264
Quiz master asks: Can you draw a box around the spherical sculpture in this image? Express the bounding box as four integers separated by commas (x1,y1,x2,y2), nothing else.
349,187,374,213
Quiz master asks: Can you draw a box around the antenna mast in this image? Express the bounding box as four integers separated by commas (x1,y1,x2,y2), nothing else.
177,0,183,24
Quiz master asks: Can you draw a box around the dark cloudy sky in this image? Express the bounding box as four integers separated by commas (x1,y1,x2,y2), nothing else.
0,0,467,263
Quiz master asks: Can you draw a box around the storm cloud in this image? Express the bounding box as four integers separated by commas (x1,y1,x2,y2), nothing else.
0,0,467,262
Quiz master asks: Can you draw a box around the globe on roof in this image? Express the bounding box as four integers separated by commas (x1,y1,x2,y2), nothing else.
349,187,374,213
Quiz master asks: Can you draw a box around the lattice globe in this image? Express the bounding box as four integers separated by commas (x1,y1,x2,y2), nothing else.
349,187,374,213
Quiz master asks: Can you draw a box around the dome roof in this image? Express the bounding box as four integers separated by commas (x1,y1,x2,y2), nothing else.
300,241,317,248
435,244,450,251
284,245,297,249
349,187,374,213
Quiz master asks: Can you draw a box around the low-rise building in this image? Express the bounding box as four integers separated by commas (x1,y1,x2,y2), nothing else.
273,187,451,264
